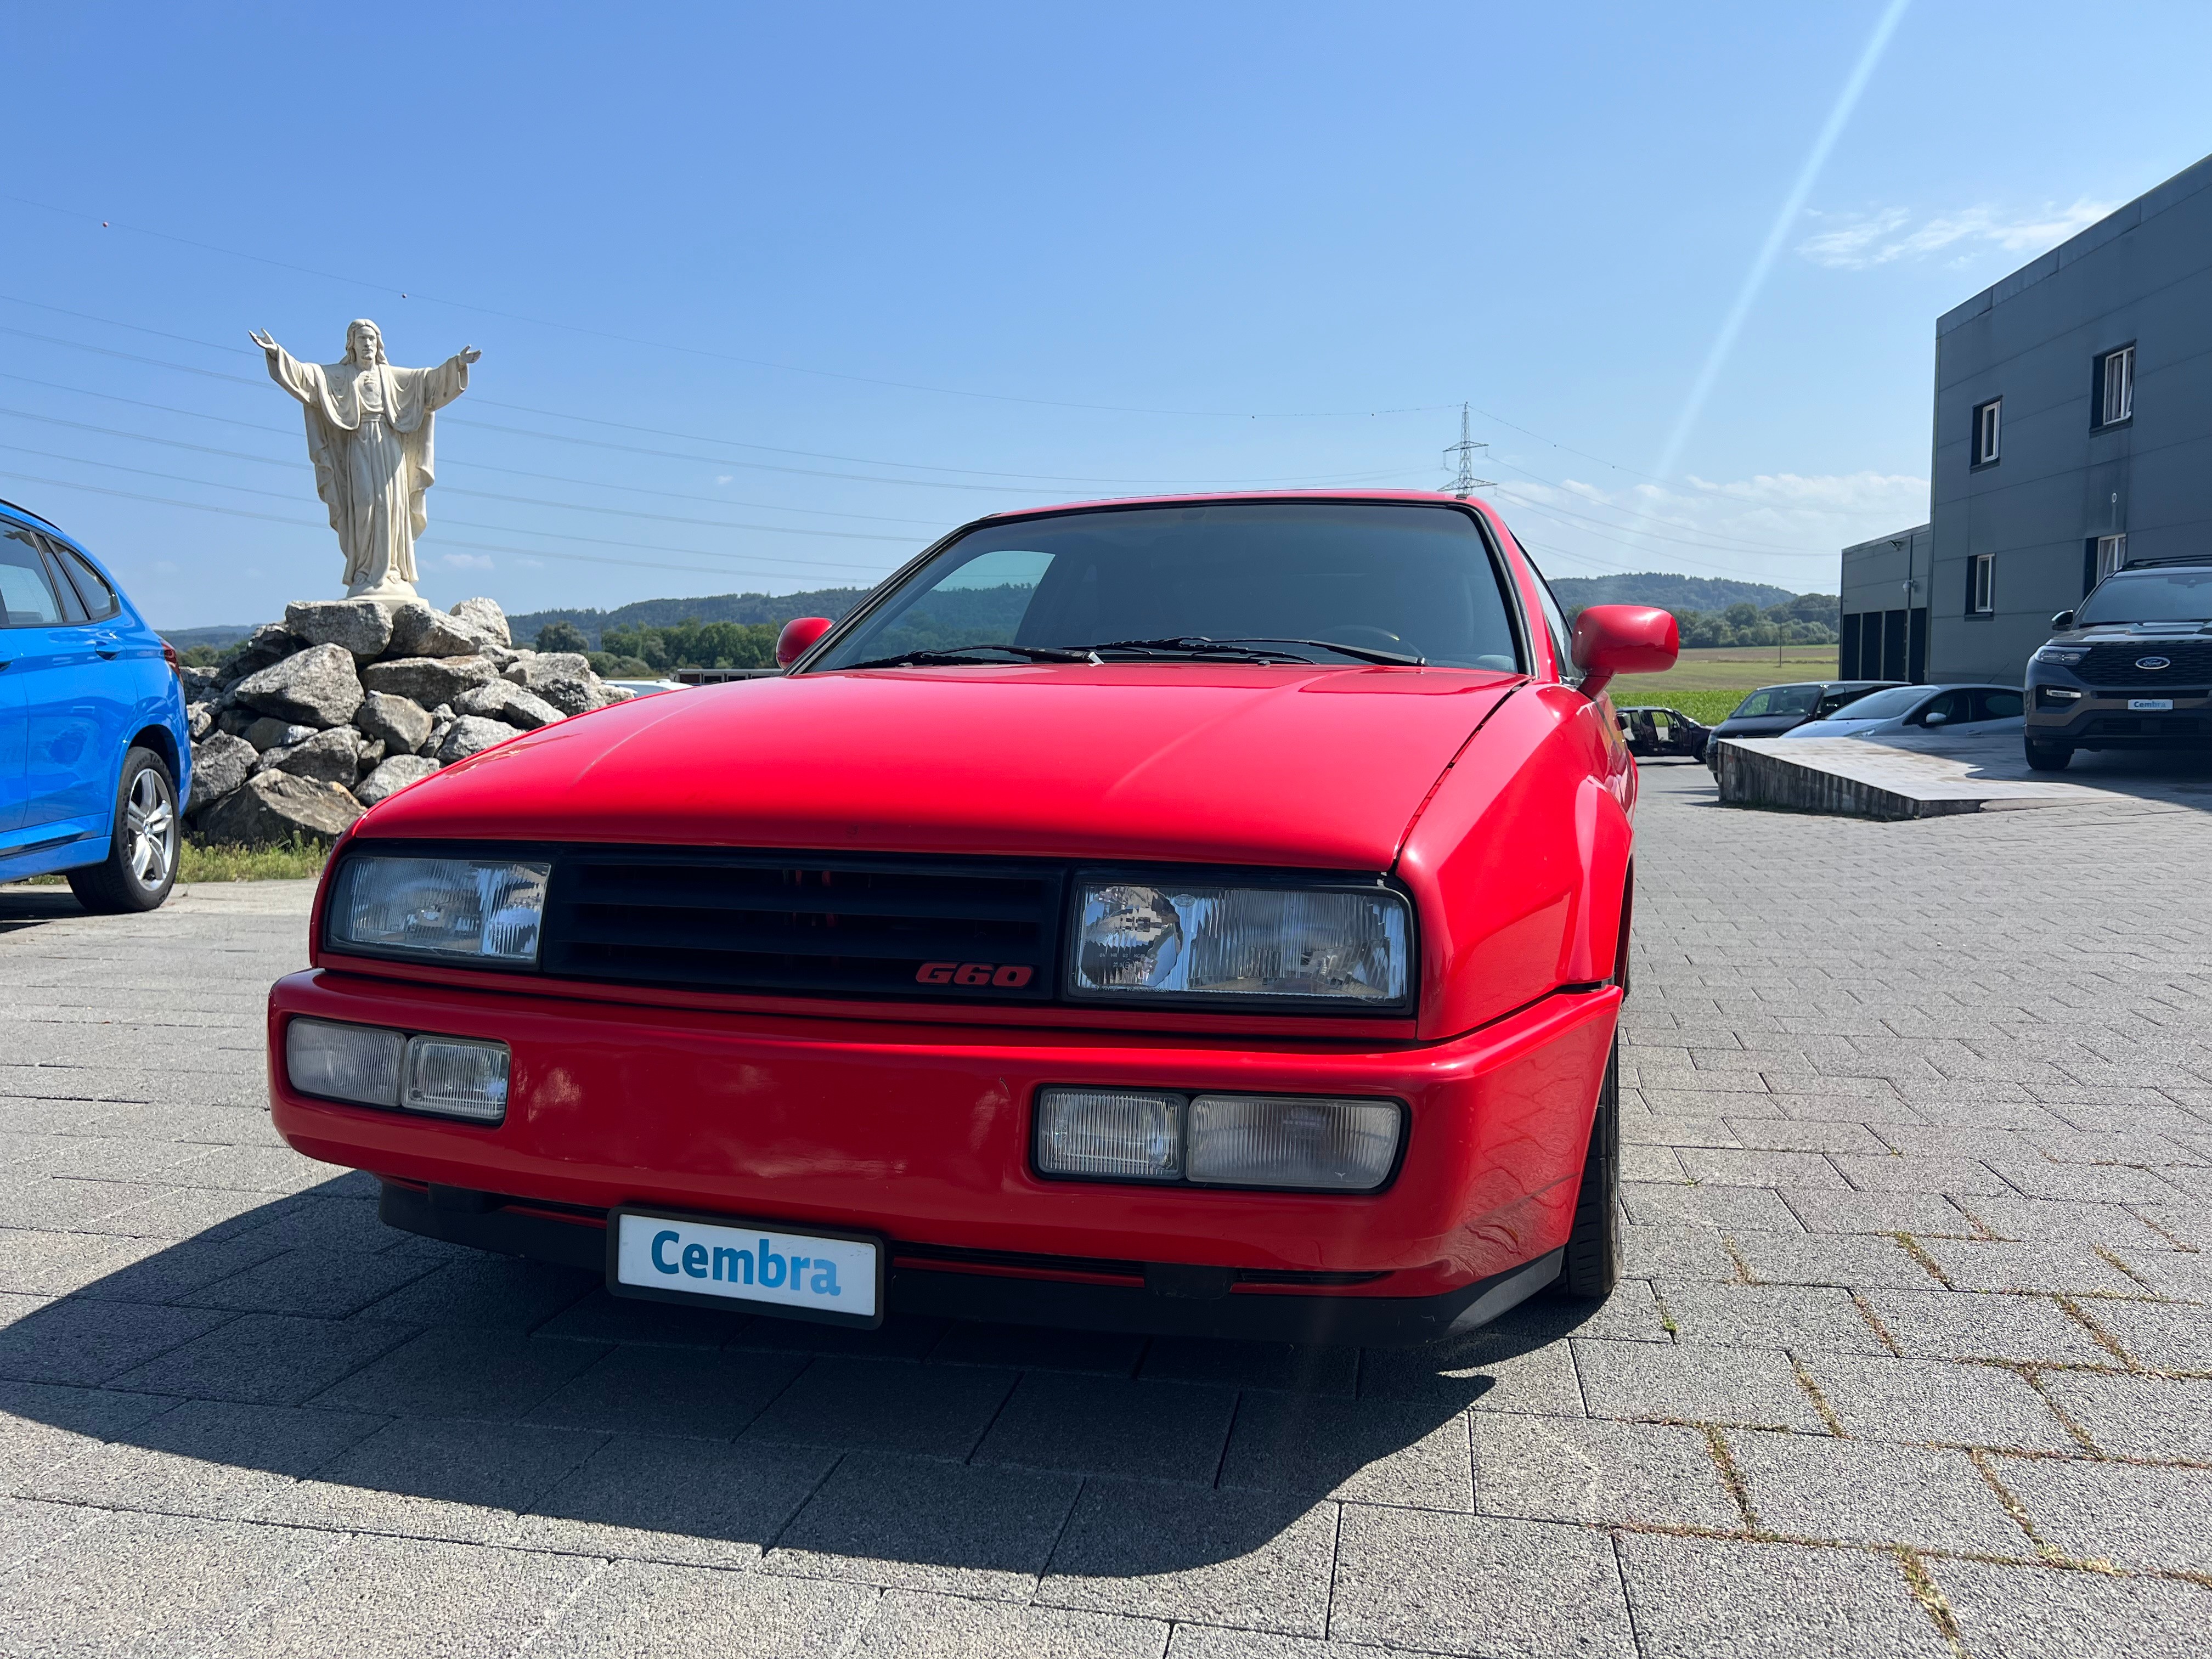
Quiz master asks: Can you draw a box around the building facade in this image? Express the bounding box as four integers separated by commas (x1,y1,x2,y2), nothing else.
1926,154,2212,683
1839,523,1929,682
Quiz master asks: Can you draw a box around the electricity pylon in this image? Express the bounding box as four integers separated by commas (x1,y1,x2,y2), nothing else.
1442,403,1495,499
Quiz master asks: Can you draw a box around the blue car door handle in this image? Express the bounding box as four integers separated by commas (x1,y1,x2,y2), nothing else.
91,633,120,660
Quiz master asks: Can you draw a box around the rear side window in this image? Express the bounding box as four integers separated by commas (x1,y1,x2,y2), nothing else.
47,538,120,620
1974,689,2023,720
0,524,66,625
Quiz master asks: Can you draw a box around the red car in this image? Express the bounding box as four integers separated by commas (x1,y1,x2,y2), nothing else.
268,493,1678,1345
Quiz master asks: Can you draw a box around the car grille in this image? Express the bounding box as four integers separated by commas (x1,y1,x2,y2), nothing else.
2079,641,2212,686
541,849,1064,1002
2083,715,2211,739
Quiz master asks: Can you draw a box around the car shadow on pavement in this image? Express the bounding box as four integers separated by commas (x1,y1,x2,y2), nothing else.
0,885,87,934
0,1176,1611,1575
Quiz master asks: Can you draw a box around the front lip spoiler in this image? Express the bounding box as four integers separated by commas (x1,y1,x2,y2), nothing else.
375,1179,1563,1347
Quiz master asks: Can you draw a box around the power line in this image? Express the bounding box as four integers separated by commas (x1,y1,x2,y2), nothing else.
0,221,1459,421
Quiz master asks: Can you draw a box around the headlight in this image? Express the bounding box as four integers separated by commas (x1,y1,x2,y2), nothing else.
2033,646,2089,666
329,855,550,964
1068,879,1409,1006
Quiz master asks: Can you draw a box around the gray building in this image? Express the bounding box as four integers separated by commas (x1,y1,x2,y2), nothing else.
1839,523,1929,682
1926,153,2212,683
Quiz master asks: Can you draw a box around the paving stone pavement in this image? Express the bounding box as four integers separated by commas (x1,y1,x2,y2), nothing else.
2,766,2209,1656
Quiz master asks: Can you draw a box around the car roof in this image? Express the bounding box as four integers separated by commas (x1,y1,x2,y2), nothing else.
0,496,66,535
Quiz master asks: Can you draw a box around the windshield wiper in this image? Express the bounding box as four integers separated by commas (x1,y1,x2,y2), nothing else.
1084,635,1425,667
837,644,1094,670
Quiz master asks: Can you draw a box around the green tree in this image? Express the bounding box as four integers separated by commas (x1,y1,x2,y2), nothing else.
535,620,592,653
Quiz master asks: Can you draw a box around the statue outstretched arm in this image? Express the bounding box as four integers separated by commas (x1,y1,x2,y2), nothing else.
249,331,322,406
416,345,481,414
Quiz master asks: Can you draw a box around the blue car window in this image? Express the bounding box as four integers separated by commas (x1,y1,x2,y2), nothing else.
39,542,88,623
46,539,119,622
1,525,66,625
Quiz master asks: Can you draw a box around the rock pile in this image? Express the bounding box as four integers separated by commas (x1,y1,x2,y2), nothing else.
182,596,630,846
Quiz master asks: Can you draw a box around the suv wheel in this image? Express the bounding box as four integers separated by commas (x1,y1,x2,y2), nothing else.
2023,738,2073,772
67,747,180,915
1557,1036,1621,1300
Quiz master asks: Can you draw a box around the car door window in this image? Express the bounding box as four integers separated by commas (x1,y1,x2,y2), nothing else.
46,539,119,621
1,526,66,625
40,543,88,623
1972,689,2023,721
1917,691,1969,725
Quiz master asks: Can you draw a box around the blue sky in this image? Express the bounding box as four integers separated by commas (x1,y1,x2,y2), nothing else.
4,2,2209,628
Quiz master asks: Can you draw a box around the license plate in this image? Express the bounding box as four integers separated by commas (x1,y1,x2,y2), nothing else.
2129,698,2174,711
608,1206,884,1327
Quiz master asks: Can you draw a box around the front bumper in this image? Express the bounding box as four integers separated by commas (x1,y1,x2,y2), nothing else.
2025,681,2212,749
267,968,1618,1342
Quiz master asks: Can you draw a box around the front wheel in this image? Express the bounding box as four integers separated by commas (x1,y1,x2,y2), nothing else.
1556,1036,1621,1299
2023,738,2073,772
67,747,180,914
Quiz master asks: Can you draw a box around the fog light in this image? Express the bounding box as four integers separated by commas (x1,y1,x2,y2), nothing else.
403,1036,511,1124
286,1018,404,1108
1186,1094,1401,1190
1036,1088,1183,1180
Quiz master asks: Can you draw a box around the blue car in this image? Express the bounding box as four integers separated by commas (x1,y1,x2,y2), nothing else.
1,499,191,911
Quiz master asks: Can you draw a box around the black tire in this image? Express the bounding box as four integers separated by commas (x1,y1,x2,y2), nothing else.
2023,738,2073,772
1557,1036,1621,1300
66,746,180,915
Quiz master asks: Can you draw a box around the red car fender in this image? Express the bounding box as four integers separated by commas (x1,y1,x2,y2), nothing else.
1396,684,1633,1040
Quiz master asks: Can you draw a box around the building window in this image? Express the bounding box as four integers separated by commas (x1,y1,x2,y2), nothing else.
1968,552,1995,616
2096,533,2128,581
1972,399,2001,466
2095,345,2134,427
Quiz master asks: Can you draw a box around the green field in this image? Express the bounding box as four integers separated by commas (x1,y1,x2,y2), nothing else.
1617,645,1840,725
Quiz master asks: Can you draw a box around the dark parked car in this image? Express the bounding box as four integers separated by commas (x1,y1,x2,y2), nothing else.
1615,704,1712,760
0,499,191,910
1702,680,1901,770
2023,559,2212,770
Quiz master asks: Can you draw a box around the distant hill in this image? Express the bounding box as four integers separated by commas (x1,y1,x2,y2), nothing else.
507,587,874,650
159,624,259,650
1549,573,1797,614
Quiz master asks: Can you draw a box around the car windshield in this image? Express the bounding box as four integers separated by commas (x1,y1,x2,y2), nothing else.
1814,686,1924,721
809,502,1525,672
1728,685,1821,719
2076,568,2212,625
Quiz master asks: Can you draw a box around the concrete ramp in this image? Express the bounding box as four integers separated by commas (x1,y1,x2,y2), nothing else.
1713,733,2211,820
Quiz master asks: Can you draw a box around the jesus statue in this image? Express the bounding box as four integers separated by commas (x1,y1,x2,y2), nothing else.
250,320,481,600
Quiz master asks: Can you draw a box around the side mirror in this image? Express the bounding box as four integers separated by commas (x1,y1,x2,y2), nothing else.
1922,710,1949,726
1570,605,1679,702
775,616,834,668
2050,611,2075,630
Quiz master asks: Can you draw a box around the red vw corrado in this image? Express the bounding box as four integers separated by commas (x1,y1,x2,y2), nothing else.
268,494,1678,1345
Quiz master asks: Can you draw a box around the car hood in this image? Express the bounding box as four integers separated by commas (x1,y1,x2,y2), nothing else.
362,663,1523,870
1712,715,1802,736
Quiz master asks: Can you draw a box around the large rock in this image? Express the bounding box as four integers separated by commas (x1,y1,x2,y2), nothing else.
217,622,302,687
232,643,364,729
454,681,565,730
187,705,213,742
258,726,363,787
436,715,525,764
182,665,222,700
450,597,511,646
185,732,256,815
241,716,319,754
353,690,435,756
388,602,494,659
195,771,363,847
504,652,607,717
284,599,397,660
362,654,500,708
355,754,442,808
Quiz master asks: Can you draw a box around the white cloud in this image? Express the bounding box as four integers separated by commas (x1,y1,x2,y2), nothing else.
441,552,495,571
1798,200,2117,269
1488,469,1928,591
714,475,733,484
